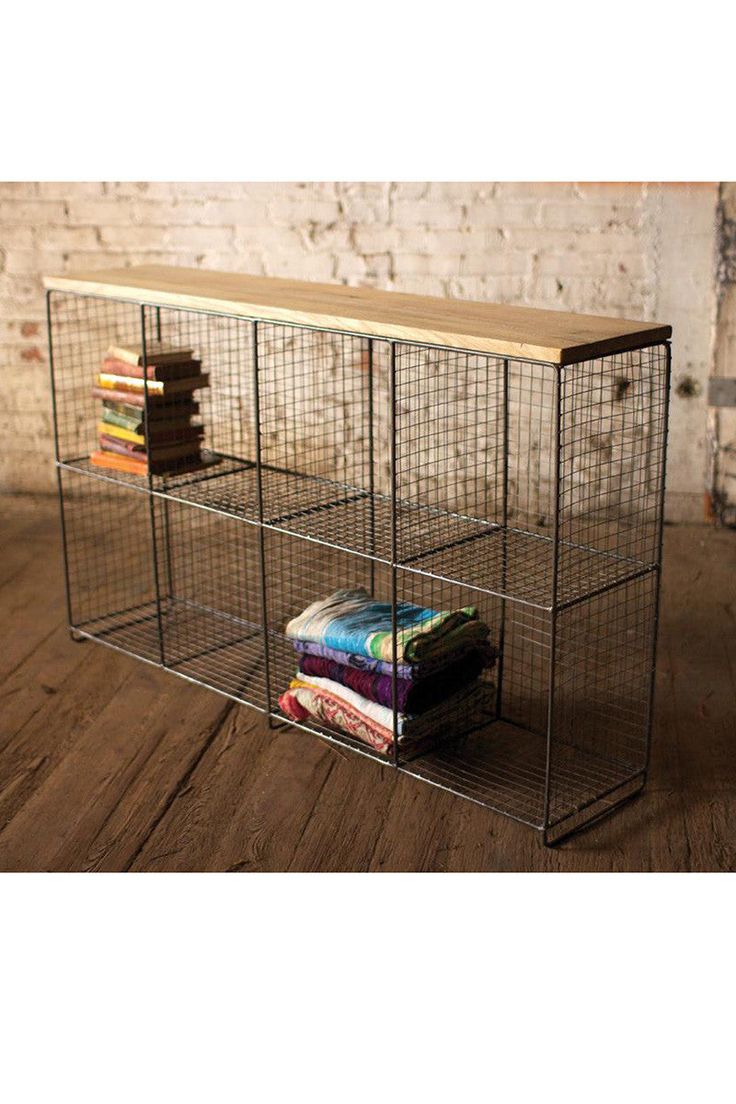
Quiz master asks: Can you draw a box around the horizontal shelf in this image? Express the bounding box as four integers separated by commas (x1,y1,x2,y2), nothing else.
75,597,644,832
402,721,644,831
61,453,655,609
76,597,269,710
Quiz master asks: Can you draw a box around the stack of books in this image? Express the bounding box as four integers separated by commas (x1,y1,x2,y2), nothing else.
90,343,209,477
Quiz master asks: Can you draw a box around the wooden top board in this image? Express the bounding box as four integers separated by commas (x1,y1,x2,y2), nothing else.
44,265,671,365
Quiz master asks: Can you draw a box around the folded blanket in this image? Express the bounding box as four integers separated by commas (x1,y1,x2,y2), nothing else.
279,675,496,756
298,647,492,713
285,587,489,665
293,637,496,680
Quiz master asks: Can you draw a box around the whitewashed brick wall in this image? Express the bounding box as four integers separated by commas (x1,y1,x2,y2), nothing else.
0,181,719,519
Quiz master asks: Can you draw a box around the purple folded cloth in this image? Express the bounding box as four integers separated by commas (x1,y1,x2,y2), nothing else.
293,638,495,680
298,648,493,715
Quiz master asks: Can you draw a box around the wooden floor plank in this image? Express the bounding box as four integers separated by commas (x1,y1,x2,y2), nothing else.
0,495,734,872
0,658,230,872
130,714,339,872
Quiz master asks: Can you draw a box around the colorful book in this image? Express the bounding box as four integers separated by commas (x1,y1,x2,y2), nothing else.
100,406,144,433
90,449,148,476
98,434,201,463
95,372,209,397
98,433,145,457
106,343,194,368
102,356,202,382
91,449,211,477
101,400,202,429
93,386,204,409
98,422,145,446
98,421,204,447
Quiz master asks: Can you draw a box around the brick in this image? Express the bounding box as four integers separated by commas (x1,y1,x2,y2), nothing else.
336,185,391,224
533,251,647,278
391,200,464,229
262,252,336,281
424,182,483,203
0,201,66,223
539,201,641,231
463,201,541,228
295,224,352,253
505,227,643,253
66,199,207,226
266,196,342,224
0,273,43,302
97,225,169,248
20,345,44,362
65,199,138,226
107,182,252,200
496,182,576,201
162,226,234,250
0,226,35,248
391,252,460,277
201,200,269,226
354,227,471,254
232,227,305,252
459,251,531,277
0,182,38,198
38,227,101,250
36,182,105,198
3,251,66,275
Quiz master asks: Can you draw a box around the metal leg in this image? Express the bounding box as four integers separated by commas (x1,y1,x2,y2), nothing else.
46,290,77,640
367,337,376,595
141,304,166,667
251,320,275,726
388,342,400,766
495,357,509,720
542,365,562,833
643,340,673,780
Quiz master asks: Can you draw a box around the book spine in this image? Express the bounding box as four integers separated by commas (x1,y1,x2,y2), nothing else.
99,433,145,457
96,374,165,396
98,422,146,446
100,408,144,433
92,386,145,408
90,449,148,476
103,357,152,380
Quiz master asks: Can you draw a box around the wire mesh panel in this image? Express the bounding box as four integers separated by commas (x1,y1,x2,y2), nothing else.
151,499,267,708
49,292,255,492
49,283,671,846
58,468,160,662
559,346,669,569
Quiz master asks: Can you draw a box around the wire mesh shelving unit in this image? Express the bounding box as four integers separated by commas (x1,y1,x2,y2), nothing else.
46,266,672,845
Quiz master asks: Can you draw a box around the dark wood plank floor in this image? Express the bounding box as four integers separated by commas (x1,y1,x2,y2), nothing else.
0,494,734,872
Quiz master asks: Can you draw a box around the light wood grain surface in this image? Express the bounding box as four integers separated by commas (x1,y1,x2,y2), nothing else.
44,265,671,364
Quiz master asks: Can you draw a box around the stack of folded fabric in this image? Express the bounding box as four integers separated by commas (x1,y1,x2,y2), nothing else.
90,342,209,477
279,587,496,755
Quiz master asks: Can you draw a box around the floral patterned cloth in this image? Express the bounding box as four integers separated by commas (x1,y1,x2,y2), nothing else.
279,676,496,756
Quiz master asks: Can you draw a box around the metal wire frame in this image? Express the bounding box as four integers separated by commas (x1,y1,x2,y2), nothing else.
47,286,672,845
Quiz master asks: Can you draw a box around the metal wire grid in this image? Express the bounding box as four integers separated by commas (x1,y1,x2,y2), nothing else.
559,347,669,566
49,289,671,842
58,468,160,661
549,574,657,804
50,293,666,612
50,293,142,470
48,292,254,489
